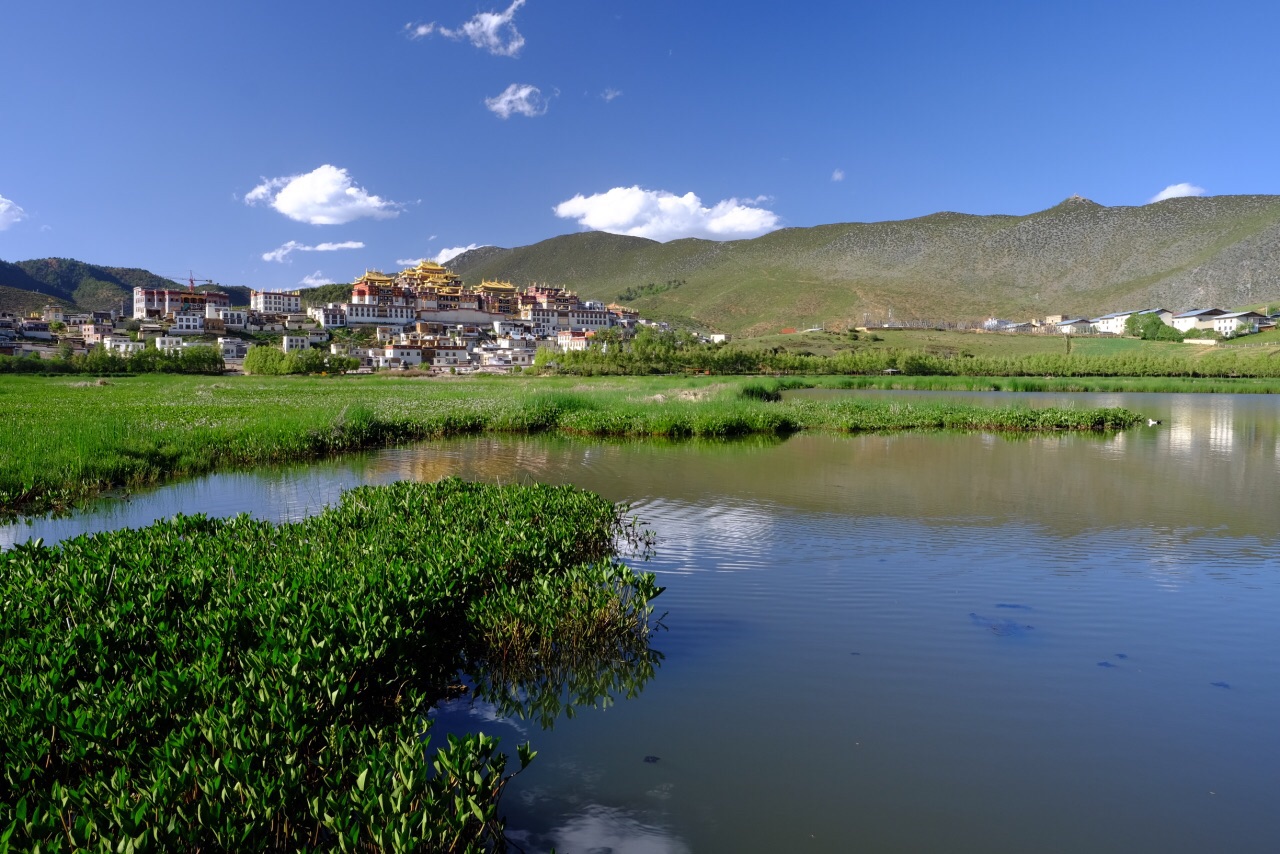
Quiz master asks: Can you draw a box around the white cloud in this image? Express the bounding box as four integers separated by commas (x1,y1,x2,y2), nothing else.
601,88,622,102
397,257,430,266
427,0,527,57
553,186,781,241
245,165,401,225
0,193,27,230
263,240,365,263
300,271,335,287
436,244,484,264
1149,182,1206,203
485,83,549,118
831,168,845,182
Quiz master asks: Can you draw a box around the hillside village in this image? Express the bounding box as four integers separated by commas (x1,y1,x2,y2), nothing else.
1,255,1277,370
0,261,671,372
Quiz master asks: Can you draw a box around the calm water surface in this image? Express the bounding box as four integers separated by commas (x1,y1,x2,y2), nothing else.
5,392,1279,853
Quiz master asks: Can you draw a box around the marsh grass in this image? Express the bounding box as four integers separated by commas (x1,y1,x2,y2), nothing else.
0,374,1143,517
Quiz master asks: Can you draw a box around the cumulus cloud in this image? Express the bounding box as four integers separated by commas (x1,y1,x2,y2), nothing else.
396,257,430,266
0,193,27,230
412,0,527,57
263,240,365,263
485,83,549,118
1149,182,1206,203
300,271,335,287
553,186,781,242
245,165,401,225
436,244,484,264
831,168,845,182
601,88,622,102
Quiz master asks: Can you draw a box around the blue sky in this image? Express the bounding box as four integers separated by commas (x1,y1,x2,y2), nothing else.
2,0,1278,289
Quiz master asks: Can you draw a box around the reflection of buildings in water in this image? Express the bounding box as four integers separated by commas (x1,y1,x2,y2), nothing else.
1163,395,1238,460
1208,406,1235,456
363,439,559,485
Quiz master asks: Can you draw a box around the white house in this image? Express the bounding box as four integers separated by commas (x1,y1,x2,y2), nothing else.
1171,308,1226,333
380,344,424,368
217,337,249,359
1056,318,1094,335
251,290,302,314
103,335,145,355
281,335,311,353
557,330,592,351
1213,311,1267,336
307,304,347,328
172,312,205,334
155,335,184,354
1092,309,1172,335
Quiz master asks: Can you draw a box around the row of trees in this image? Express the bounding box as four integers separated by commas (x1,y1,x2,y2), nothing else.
0,343,224,375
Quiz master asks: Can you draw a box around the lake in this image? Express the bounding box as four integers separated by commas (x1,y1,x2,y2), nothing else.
5,391,1278,853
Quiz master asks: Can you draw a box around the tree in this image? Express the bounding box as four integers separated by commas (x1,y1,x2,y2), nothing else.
1124,313,1183,341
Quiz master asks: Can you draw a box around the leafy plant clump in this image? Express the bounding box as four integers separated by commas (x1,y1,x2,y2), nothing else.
0,479,663,851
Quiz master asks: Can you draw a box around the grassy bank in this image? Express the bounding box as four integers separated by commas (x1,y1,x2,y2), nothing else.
0,374,1143,517
0,479,663,851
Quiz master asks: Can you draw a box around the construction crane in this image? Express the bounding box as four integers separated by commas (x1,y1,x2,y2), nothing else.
166,272,215,292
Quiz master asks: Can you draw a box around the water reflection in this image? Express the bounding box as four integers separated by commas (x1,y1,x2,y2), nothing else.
3,391,1279,852
514,804,691,854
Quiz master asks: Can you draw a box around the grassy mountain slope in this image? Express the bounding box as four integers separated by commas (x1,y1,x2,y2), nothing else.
448,195,1280,335
0,258,251,314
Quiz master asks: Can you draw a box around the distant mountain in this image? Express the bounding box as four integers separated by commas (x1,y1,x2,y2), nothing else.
447,195,1280,335
0,258,250,315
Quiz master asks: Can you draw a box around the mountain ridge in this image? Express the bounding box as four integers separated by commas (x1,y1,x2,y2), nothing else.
5,196,1279,334
446,195,1280,334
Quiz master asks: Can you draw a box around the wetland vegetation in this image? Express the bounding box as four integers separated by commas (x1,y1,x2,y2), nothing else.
0,479,663,851
0,374,1142,517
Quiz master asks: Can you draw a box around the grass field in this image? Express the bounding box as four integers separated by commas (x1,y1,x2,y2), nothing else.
726,328,1280,361
0,373,1142,516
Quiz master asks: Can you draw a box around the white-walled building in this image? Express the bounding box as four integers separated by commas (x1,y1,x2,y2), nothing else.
307,304,347,328
172,312,205,334
1213,311,1266,336
103,336,145,355
155,335,184,354
251,290,302,314
217,338,249,359
1091,309,1172,335
282,335,311,353
1056,318,1095,335
345,303,416,326
133,287,230,320
1171,309,1226,332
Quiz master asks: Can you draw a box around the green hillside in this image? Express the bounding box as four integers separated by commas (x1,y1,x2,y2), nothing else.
0,258,249,315
448,195,1280,336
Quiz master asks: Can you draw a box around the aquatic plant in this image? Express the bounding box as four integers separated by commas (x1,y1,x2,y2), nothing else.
0,479,662,851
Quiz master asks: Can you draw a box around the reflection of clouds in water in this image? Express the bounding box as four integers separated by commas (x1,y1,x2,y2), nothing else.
631,498,778,575
428,695,529,738
538,804,691,854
